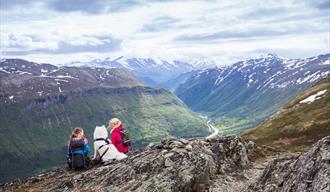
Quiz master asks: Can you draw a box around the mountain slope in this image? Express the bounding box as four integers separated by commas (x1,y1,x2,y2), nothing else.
175,53,330,132
0,59,209,183
242,76,330,151
163,70,198,91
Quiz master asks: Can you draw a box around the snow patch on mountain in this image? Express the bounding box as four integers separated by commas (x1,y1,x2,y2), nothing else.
296,71,327,85
55,79,69,83
17,71,32,75
41,69,48,73
0,67,10,74
321,59,330,65
299,89,327,104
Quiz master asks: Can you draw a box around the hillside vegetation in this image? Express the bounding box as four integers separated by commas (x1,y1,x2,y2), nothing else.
242,76,330,151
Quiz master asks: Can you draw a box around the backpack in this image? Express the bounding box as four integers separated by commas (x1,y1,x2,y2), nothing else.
68,139,90,170
119,130,131,147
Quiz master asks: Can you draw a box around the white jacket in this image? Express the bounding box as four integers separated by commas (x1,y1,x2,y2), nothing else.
93,125,127,162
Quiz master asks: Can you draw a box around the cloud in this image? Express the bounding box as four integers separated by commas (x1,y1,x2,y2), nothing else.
47,0,107,14
175,24,327,42
239,7,291,20
2,34,121,55
1,0,329,65
141,16,180,32
0,0,37,10
0,0,143,14
301,0,330,10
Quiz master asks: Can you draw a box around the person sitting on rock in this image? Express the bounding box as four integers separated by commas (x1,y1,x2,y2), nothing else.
108,118,130,154
92,125,127,164
67,127,91,169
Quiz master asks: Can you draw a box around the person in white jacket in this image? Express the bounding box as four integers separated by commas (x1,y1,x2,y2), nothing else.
92,125,127,163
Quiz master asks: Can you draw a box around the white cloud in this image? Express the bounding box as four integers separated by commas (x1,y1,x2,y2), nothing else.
0,0,329,65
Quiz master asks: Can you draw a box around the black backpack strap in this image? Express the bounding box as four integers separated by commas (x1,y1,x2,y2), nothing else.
99,145,109,161
95,138,110,144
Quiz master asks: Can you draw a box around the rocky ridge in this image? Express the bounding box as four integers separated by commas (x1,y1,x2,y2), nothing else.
1,136,258,192
248,136,330,192
1,136,329,192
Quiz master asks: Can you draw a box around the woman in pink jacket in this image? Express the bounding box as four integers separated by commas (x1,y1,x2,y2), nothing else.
108,118,129,153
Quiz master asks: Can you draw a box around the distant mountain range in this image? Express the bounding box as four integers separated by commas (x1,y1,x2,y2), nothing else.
242,76,330,151
61,57,218,86
175,53,330,132
0,58,143,100
0,58,209,182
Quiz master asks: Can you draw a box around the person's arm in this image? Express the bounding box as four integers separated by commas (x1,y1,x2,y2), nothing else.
114,132,123,145
83,137,88,145
111,133,117,145
84,145,91,153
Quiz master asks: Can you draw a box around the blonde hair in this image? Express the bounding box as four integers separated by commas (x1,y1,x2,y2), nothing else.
109,118,122,129
71,127,84,138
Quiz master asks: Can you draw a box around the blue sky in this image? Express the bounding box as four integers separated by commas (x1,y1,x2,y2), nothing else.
0,0,329,65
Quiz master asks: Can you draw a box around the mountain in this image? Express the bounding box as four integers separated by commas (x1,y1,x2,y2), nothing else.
0,59,209,183
2,135,329,192
163,70,199,91
0,58,143,99
62,57,218,86
242,76,330,151
175,53,330,133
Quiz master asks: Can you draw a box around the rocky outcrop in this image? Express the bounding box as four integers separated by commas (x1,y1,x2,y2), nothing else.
248,136,330,192
2,136,329,191
0,136,257,192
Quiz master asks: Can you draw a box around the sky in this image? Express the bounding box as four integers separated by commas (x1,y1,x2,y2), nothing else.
0,0,329,65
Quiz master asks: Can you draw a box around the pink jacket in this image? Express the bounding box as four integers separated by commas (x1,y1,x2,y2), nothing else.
111,125,128,153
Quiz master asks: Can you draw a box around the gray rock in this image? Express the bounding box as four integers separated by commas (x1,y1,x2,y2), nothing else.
0,136,277,192
249,136,330,192
164,158,175,167
164,152,174,158
171,148,187,154
184,144,193,151
179,138,189,145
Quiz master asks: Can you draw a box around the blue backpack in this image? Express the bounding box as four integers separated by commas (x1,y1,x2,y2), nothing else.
67,139,91,170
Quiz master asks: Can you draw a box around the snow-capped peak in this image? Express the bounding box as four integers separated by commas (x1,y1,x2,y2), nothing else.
192,58,217,69
266,53,278,58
